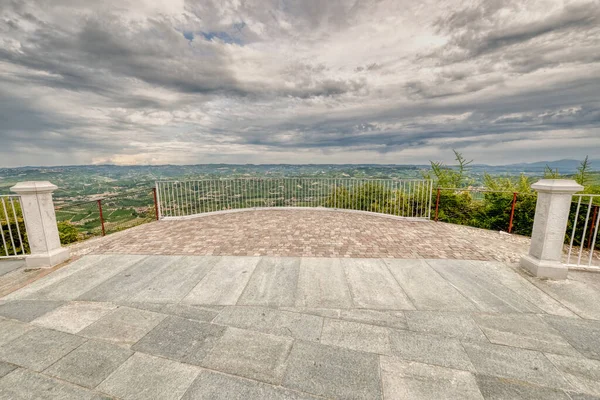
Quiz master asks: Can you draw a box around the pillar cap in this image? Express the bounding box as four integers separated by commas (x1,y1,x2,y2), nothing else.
10,181,58,195
531,179,583,194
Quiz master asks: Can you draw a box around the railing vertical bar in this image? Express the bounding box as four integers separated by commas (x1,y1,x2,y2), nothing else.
588,206,600,267
428,180,433,220
1,198,17,255
9,197,25,255
577,197,593,266
0,205,8,257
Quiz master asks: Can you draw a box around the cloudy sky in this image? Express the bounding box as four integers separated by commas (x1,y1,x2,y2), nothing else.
1,0,599,167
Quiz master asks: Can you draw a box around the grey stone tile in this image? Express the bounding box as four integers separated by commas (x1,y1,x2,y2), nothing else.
380,356,484,400
472,313,579,356
182,256,260,305
161,304,219,322
543,315,600,360
201,327,293,385
0,361,16,379
31,302,117,334
389,329,474,371
475,261,577,317
44,340,133,389
96,352,198,400
78,256,183,302
545,353,600,396
321,318,391,354
384,259,478,311
213,306,322,341
0,260,24,276
0,328,85,371
342,258,415,310
237,257,300,307
79,306,166,346
0,368,101,400
129,256,219,303
280,307,341,319
0,300,63,322
0,319,34,346
427,259,541,313
27,255,146,301
295,258,353,308
117,301,166,313
462,341,573,390
569,393,600,400
340,309,408,330
405,311,487,342
530,277,600,320
182,369,320,400
475,374,571,400
282,340,381,400
3,255,112,301
132,316,225,365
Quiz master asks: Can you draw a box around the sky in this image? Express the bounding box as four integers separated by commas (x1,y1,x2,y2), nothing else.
0,0,599,167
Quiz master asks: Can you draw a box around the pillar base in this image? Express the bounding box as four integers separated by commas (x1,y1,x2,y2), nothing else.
520,254,568,280
26,247,70,269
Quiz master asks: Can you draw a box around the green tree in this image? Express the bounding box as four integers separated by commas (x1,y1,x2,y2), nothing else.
58,221,80,245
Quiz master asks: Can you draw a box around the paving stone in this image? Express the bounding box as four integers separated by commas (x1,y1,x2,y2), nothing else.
475,374,571,400
545,353,600,397
280,307,341,319
79,307,166,346
342,258,415,310
568,393,600,400
129,256,219,303
475,261,577,317
78,256,182,302
237,257,300,307
213,306,322,341
462,341,573,390
182,256,260,305
0,300,63,322
0,328,85,371
530,278,600,320
405,311,487,342
384,259,478,311
44,340,133,389
380,356,484,400
0,260,24,277
427,259,541,313
320,318,391,354
0,368,101,399
117,301,166,313
132,316,225,365
0,361,16,378
294,258,353,308
472,313,579,355
96,352,199,400
161,304,219,322
543,315,600,360
339,309,408,330
181,369,320,400
3,255,111,300
0,319,34,346
31,302,117,334
26,255,146,301
282,340,382,400
201,327,293,385
389,329,475,371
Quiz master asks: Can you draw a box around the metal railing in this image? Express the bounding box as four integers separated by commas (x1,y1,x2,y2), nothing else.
0,195,28,258
156,178,433,220
567,194,600,270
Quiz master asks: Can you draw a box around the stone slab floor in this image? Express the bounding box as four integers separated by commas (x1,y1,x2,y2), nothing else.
0,255,599,399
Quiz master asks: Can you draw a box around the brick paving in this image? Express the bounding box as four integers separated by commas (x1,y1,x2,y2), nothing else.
70,210,531,264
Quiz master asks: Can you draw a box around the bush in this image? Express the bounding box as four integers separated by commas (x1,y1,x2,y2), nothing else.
58,221,80,245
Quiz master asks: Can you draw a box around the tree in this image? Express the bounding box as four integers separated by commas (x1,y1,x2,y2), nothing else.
58,221,79,245
426,149,473,188
575,156,591,187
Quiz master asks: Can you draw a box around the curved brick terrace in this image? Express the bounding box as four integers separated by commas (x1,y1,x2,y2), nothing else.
70,209,531,264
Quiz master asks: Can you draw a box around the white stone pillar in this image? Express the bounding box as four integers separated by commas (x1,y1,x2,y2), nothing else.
521,179,583,279
10,181,70,268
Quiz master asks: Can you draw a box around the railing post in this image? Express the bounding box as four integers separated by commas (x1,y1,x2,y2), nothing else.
589,206,599,249
152,187,160,220
508,192,517,233
434,188,441,222
521,179,583,279
97,199,106,237
10,181,70,268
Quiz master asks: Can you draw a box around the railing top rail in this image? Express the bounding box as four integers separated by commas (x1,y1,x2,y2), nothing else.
572,193,600,198
437,187,525,194
0,194,21,198
156,178,431,183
